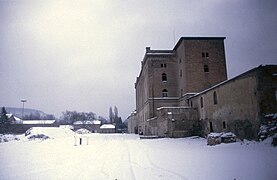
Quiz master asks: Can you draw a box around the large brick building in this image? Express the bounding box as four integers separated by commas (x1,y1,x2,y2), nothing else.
129,36,277,140
134,37,227,135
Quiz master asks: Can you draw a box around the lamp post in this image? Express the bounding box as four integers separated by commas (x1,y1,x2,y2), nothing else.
21,99,27,123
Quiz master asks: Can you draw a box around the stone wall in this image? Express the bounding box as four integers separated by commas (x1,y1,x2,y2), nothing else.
187,65,277,140
155,107,199,138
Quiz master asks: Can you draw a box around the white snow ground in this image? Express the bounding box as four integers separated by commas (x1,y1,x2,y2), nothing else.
0,127,277,180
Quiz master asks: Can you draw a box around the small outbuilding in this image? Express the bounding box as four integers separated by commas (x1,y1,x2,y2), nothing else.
100,124,115,133
73,120,101,133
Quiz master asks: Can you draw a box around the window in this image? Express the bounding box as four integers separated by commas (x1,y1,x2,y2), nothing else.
200,97,203,108
179,58,181,64
180,69,182,77
161,63,167,68
204,65,209,72
202,51,209,58
190,101,193,107
213,91,218,104
162,89,168,97
223,121,226,129
162,73,167,82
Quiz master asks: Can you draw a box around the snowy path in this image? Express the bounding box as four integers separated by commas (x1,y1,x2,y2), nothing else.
0,127,277,180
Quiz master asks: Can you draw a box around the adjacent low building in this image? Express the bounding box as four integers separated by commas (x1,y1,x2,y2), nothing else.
188,65,277,139
100,124,116,133
127,111,138,134
73,120,102,133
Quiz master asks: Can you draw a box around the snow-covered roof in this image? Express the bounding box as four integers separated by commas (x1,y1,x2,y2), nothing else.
73,120,101,125
100,124,115,129
6,114,13,118
6,114,22,122
22,120,56,124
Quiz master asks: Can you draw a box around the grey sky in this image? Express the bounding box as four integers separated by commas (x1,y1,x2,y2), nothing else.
1,0,276,119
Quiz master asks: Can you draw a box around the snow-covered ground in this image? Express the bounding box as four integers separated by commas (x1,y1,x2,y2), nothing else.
0,127,277,180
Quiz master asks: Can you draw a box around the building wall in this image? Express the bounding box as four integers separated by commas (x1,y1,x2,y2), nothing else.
256,65,277,117
135,48,177,135
100,128,115,133
155,107,199,138
175,38,227,96
188,71,260,139
135,37,228,136
127,112,138,134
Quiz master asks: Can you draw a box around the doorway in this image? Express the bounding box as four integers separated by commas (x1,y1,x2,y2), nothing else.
209,122,214,132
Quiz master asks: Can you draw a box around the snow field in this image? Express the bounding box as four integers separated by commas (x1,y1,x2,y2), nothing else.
0,127,277,180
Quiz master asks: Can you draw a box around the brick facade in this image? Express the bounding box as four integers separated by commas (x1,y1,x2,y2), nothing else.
134,37,227,135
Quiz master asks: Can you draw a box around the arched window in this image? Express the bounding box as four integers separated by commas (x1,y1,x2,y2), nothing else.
162,73,167,82
162,89,168,97
200,97,203,108
213,91,218,104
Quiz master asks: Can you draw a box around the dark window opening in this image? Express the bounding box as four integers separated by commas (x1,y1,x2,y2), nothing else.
162,89,168,97
161,64,163,68
200,97,203,108
180,69,182,77
223,121,226,129
213,91,218,104
190,101,193,107
162,73,167,82
202,51,209,58
204,65,209,72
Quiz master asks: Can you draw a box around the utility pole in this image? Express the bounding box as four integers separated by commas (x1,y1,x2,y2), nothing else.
21,99,27,123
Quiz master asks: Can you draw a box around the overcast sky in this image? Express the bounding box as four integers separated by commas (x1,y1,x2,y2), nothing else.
0,0,276,119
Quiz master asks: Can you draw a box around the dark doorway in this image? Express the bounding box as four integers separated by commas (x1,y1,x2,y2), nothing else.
134,127,138,134
209,122,214,132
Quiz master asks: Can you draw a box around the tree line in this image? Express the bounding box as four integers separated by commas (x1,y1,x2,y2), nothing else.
23,112,55,120
59,110,108,125
109,106,127,132
1,106,127,134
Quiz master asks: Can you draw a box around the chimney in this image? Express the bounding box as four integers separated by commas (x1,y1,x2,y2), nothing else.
146,47,150,52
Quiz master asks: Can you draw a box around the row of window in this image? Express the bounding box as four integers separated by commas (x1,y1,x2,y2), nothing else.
162,59,209,81
178,52,209,65
200,91,218,108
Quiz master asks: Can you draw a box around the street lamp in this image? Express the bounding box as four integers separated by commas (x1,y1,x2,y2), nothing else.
21,99,27,122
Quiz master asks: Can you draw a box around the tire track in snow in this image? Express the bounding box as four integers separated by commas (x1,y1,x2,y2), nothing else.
128,140,188,180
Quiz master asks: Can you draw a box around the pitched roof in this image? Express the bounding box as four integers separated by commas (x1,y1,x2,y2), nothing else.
100,124,115,129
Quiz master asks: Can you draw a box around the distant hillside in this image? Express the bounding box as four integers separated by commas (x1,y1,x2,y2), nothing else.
5,107,50,118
